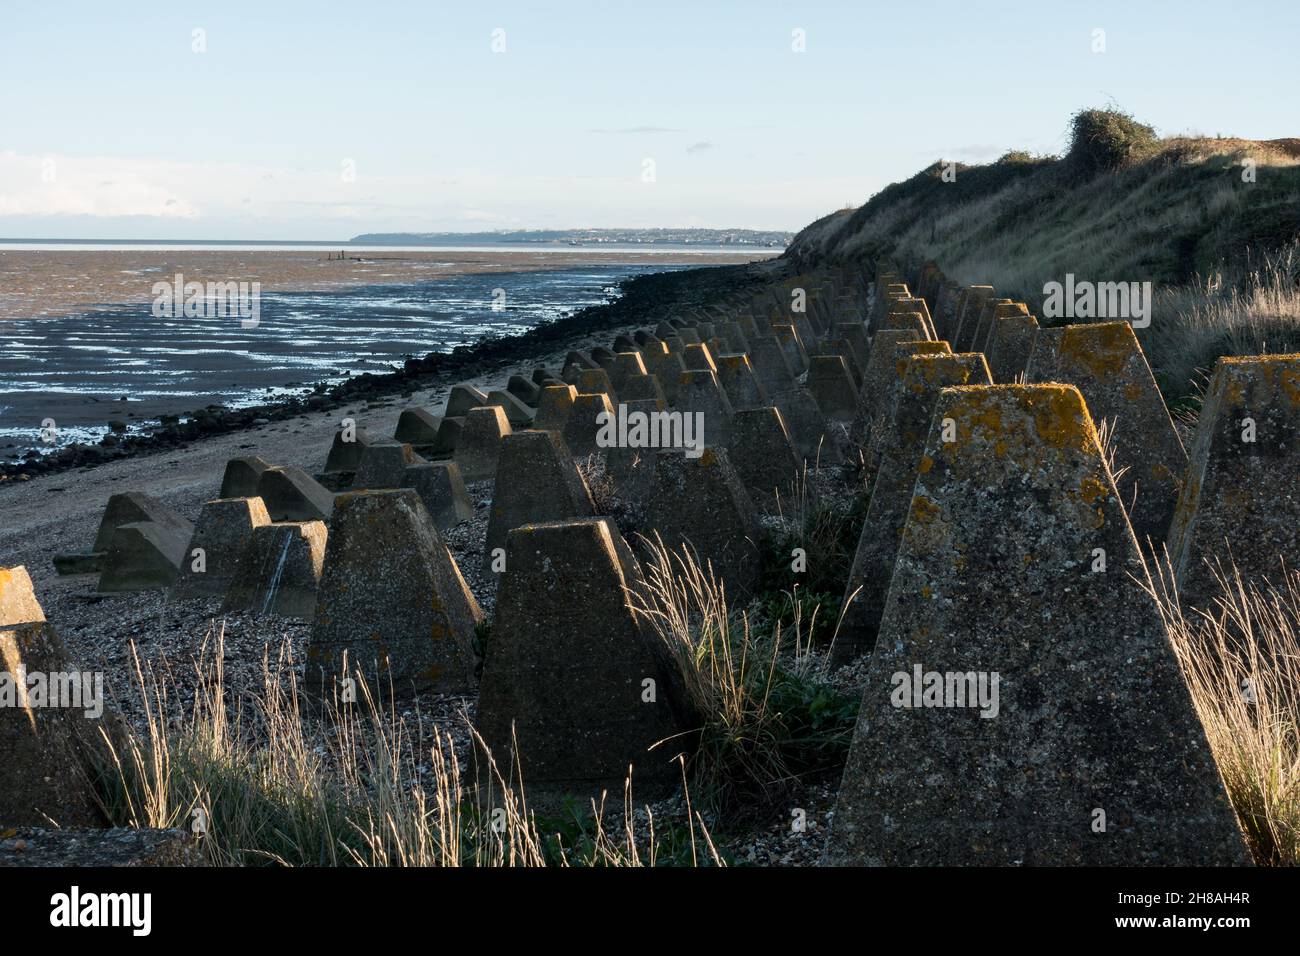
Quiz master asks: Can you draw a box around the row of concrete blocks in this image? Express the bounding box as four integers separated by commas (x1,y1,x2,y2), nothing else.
53,460,340,600
8,370,1263,860
866,261,1279,609
55,377,786,616
833,309,1300,661
852,260,1300,621
722,262,1288,861
335,263,880,487
865,269,1192,539
4,443,765,821
309,321,875,521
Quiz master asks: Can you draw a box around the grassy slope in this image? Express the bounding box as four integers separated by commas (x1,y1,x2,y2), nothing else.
786,132,1300,400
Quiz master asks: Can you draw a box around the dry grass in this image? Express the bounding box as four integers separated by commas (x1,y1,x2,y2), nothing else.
909,227,1300,406
632,533,799,811
787,115,1300,405
576,452,618,513
1145,241,1300,402
1143,559,1300,866
96,626,719,867
629,534,855,815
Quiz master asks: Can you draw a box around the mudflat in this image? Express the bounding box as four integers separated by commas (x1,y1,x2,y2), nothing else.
0,247,773,320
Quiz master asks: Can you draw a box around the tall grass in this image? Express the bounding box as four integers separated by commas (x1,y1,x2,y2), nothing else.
760,464,866,646
96,627,718,867
630,534,857,816
1143,559,1300,865
786,111,1300,405
1146,241,1300,402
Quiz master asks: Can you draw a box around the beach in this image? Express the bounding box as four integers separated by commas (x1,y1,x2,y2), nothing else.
0,247,777,461
0,246,774,320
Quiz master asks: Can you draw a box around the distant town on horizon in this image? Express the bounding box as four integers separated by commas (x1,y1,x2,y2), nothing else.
0,228,793,247
349,227,793,246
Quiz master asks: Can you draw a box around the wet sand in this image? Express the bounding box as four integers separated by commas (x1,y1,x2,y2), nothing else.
0,315,641,584
0,247,774,320
0,247,776,460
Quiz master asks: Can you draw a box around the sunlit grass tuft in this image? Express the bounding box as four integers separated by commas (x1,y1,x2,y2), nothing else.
1143,558,1300,866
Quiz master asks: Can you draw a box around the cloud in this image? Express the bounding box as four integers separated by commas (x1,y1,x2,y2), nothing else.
0,151,200,218
686,141,714,154
586,126,681,134
270,198,410,210
0,151,415,222
0,149,838,236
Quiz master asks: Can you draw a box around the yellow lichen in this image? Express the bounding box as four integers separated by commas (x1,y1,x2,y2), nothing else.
910,495,941,525
1279,363,1300,407
1059,322,1133,378
1029,385,1095,451
1079,474,1109,505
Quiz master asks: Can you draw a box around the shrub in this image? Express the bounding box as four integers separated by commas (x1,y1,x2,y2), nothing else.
997,149,1036,165
1068,107,1159,174
760,472,866,600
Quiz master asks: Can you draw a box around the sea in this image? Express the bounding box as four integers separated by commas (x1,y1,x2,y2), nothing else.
0,245,742,461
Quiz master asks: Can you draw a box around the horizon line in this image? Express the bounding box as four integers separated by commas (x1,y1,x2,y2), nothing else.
0,232,793,246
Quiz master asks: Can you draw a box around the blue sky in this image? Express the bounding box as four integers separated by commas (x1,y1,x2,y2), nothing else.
1,0,1294,239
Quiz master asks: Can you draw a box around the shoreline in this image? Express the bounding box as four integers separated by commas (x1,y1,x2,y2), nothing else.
0,247,774,321
0,261,690,456
0,259,785,484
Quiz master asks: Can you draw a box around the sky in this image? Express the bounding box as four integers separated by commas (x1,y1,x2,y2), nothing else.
1,0,1295,240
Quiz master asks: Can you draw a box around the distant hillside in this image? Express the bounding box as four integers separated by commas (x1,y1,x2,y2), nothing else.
786,109,1300,400
351,228,791,247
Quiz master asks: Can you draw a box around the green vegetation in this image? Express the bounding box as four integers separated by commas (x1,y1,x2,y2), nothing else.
755,486,866,647
631,536,858,818
1066,107,1159,174
788,107,1300,400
